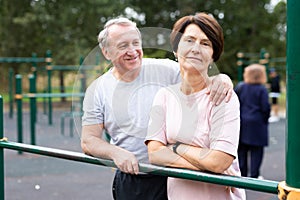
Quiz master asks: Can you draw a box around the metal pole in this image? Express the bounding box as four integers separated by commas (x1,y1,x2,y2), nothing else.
29,74,36,145
286,0,300,187
79,56,86,111
46,50,53,125
15,75,23,154
259,48,270,81
31,52,38,116
31,52,37,79
47,67,52,125
278,1,300,199
0,96,5,200
236,52,244,82
8,68,14,119
0,140,279,194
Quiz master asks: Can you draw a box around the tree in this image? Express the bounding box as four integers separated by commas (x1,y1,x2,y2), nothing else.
0,0,286,82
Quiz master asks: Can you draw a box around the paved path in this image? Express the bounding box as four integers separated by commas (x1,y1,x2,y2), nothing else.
2,107,286,200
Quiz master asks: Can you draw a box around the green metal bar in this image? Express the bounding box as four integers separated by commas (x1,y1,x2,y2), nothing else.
31,53,38,116
23,92,85,98
270,57,286,63
286,0,300,188
43,88,47,115
259,48,270,82
236,52,244,82
0,140,279,194
0,57,46,63
240,52,260,58
259,48,267,60
50,65,97,70
29,74,36,145
69,118,74,137
35,65,100,71
15,75,23,154
0,96,4,200
47,69,52,125
8,68,14,119
60,116,65,135
46,50,53,126
31,52,37,64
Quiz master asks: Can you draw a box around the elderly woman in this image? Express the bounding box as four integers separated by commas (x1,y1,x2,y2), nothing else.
145,12,246,199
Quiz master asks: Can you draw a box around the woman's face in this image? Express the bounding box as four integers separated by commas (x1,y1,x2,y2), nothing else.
176,24,214,73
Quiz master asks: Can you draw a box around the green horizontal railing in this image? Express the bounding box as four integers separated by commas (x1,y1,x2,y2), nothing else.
30,65,102,71
0,140,279,194
48,65,102,71
21,92,85,98
0,57,46,63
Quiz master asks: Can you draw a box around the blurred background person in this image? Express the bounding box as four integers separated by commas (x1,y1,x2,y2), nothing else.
268,67,281,122
235,64,270,178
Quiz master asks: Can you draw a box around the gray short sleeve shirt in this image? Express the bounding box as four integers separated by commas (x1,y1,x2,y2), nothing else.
82,58,180,162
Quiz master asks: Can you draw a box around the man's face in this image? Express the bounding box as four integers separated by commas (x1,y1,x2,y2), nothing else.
103,24,143,74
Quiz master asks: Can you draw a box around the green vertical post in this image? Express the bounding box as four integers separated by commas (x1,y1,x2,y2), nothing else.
79,57,86,111
29,74,36,145
236,52,244,82
31,52,38,116
47,67,52,125
15,75,23,154
46,50,53,125
43,88,47,115
8,68,14,119
286,0,300,188
0,96,4,200
259,48,270,82
69,118,74,137
31,52,38,79
259,48,266,60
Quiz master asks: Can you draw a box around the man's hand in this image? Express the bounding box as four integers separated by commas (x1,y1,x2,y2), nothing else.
111,148,139,175
81,124,139,175
207,74,233,105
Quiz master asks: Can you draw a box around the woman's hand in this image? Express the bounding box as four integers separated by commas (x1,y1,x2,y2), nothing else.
223,166,239,193
147,140,198,170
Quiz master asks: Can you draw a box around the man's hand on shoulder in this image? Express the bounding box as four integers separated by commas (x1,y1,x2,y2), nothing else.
207,74,233,106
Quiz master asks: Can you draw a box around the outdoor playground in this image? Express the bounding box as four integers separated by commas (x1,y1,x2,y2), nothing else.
1,1,300,200
0,43,291,200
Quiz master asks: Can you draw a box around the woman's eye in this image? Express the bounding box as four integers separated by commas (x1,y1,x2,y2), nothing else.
201,41,212,47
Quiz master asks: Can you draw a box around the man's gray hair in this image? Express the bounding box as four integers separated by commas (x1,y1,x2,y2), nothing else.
97,17,141,49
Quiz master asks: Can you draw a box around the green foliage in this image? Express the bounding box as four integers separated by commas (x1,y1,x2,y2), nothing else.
0,0,286,83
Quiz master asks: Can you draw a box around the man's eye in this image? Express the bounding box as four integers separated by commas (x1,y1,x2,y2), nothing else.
133,41,140,46
118,45,127,50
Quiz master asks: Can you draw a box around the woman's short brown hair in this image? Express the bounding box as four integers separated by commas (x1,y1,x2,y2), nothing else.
170,12,224,62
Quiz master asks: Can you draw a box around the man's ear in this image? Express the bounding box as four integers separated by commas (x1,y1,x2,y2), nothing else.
173,51,178,61
102,47,110,60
